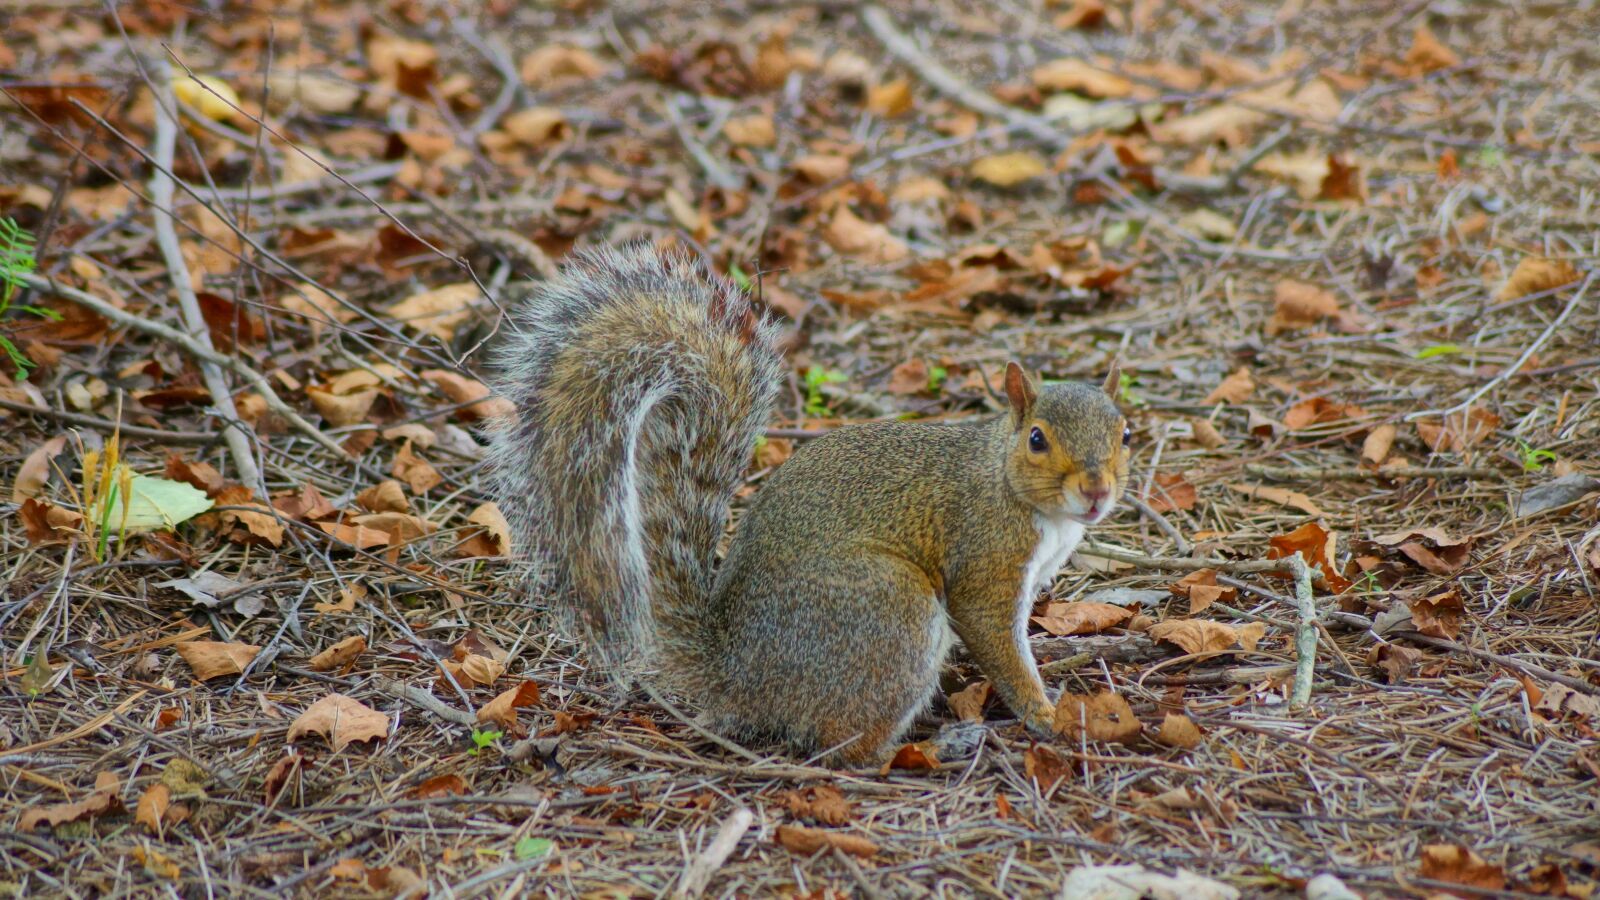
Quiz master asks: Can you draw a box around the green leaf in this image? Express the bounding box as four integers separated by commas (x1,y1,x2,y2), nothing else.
727,263,752,292
1102,220,1137,248
514,837,554,860
106,474,214,531
1416,343,1461,360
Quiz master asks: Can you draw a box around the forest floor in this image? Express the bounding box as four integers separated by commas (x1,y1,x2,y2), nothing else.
2,0,1598,897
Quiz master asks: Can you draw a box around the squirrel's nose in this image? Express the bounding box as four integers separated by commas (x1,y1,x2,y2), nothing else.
1082,484,1110,506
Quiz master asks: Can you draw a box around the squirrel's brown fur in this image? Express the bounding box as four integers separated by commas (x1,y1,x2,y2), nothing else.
487,245,1130,765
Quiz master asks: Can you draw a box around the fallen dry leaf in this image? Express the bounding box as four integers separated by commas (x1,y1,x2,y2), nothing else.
1204,367,1254,404
1269,521,1354,592
1534,683,1600,724
1415,406,1499,453
392,441,443,494
1366,643,1422,684
781,785,853,825
1362,423,1397,466
387,282,478,342
13,434,67,502
1145,472,1197,513
355,480,410,513
287,693,391,752
887,358,930,395
1373,527,1473,575
135,783,171,836
1032,58,1133,97
1418,844,1505,891
1404,588,1465,640
20,772,125,831
823,207,908,263
792,154,850,183
176,640,261,681
1155,713,1204,749
500,106,569,147
1266,279,1341,335
477,680,543,728
1404,26,1461,75
884,741,941,772
407,774,469,799
775,824,878,858
520,45,605,86
1169,569,1237,615
1023,746,1075,793
1148,619,1266,654
442,652,505,689
420,369,515,420
865,78,913,117
1283,397,1369,431
456,501,513,558
1494,256,1581,302
947,680,992,721
1032,601,1134,636
724,113,776,148
1227,482,1325,517
308,635,367,672
971,152,1048,188
1053,690,1140,743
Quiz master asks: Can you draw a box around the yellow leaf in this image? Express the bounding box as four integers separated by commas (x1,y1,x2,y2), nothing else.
971,152,1048,188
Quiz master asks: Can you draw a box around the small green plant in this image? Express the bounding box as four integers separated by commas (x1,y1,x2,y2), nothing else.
727,262,753,293
468,727,504,756
514,837,554,860
0,216,60,379
1415,343,1461,360
1474,144,1505,168
927,365,948,393
1514,439,1557,473
1117,372,1146,408
803,368,846,416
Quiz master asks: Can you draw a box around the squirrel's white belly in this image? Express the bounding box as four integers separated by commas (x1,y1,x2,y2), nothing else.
1013,514,1086,666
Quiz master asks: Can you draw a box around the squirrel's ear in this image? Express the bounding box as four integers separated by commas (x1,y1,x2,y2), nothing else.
1003,362,1037,421
1101,359,1123,399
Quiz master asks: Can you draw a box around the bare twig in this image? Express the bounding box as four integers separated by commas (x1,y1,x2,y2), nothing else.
148,61,262,492
1245,464,1504,481
677,806,754,898
1285,554,1318,708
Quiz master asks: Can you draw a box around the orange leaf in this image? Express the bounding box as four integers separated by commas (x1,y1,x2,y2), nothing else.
287,694,391,752
1031,601,1133,636
176,640,261,681
1053,690,1140,742
775,824,878,858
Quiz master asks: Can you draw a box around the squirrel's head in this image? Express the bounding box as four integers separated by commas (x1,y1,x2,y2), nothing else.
1001,361,1131,525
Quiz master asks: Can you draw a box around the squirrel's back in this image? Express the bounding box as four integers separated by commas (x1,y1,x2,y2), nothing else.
485,245,784,677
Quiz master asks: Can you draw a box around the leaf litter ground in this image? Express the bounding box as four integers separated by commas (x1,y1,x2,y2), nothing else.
1,1,1597,896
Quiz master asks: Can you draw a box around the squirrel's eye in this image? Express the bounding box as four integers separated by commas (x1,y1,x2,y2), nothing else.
1029,427,1048,453
1122,424,1132,446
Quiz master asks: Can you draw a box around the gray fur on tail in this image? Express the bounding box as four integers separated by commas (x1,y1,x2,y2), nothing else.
484,245,783,680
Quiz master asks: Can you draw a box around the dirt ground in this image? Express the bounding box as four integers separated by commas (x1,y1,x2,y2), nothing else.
2,0,1598,897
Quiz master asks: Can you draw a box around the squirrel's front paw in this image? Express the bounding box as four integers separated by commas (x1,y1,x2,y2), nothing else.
1022,708,1056,741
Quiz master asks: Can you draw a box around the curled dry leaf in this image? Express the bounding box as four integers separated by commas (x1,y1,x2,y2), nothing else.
1534,684,1600,724
1204,367,1254,404
442,652,506,689
519,45,605,86
176,640,261,680
1494,256,1581,302
212,485,286,547
477,680,543,728
1227,482,1325,517
1372,527,1472,575
275,482,340,521
1362,423,1397,466
392,441,443,494
1418,844,1505,891
288,693,391,752
1031,58,1133,98
19,498,84,545
135,783,171,836
792,154,850,184
1053,690,1140,743
723,113,776,148
884,741,941,772
1156,713,1204,749
1023,746,1074,794
1404,26,1461,75
20,772,125,831
408,773,469,799
1366,643,1422,684
1404,588,1464,640
1169,569,1236,615
1145,472,1197,513
1148,620,1266,655
971,152,1048,188
947,680,992,721
781,784,853,825
865,78,913,117
501,106,569,147
387,282,478,342
1267,520,1353,592
823,207,908,263
13,433,67,502
1283,397,1369,431
420,370,515,420
1032,601,1133,636
1266,279,1340,336
456,501,512,558
775,824,878,858
1415,406,1499,453
356,480,410,513
308,635,367,672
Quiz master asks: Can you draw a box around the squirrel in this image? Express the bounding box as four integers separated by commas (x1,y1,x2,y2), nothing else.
486,244,1131,765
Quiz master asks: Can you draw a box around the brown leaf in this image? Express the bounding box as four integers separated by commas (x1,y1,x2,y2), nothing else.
1362,423,1396,466
1148,619,1255,655
407,774,469,799
947,680,992,722
355,480,410,513
500,107,570,147
13,434,67,502
1365,643,1422,684
1419,844,1505,891
262,751,311,804
1155,713,1204,749
19,497,84,545
781,785,853,825
971,152,1049,188
776,824,878,858
823,207,908,263
1266,279,1341,336
1145,472,1197,513
1283,397,1369,431
883,741,941,772
1032,601,1133,636
135,783,171,836
1415,406,1499,453
274,482,339,521
176,640,261,681
287,694,391,752
420,370,515,420
1534,684,1600,724
1372,527,1472,574
792,154,850,184
308,636,367,672
723,113,776,148
1495,256,1581,303
1404,588,1464,640
1227,482,1326,517
1053,690,1140,742
212,486,286,548
519,45,605,86
1022,746,1074,793
887,359,930,395
1204,367,1254,404
19,776,125,831
1169,569,1237,615
392,441,443,494
456,501,512,558
1404,26,1461,75
1190,418,1225,449
387,282,478,342
477,680,543,728
1031,58,1133,98
865,78,913,117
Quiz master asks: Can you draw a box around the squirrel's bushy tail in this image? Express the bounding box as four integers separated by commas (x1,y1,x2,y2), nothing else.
485,245,783,680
